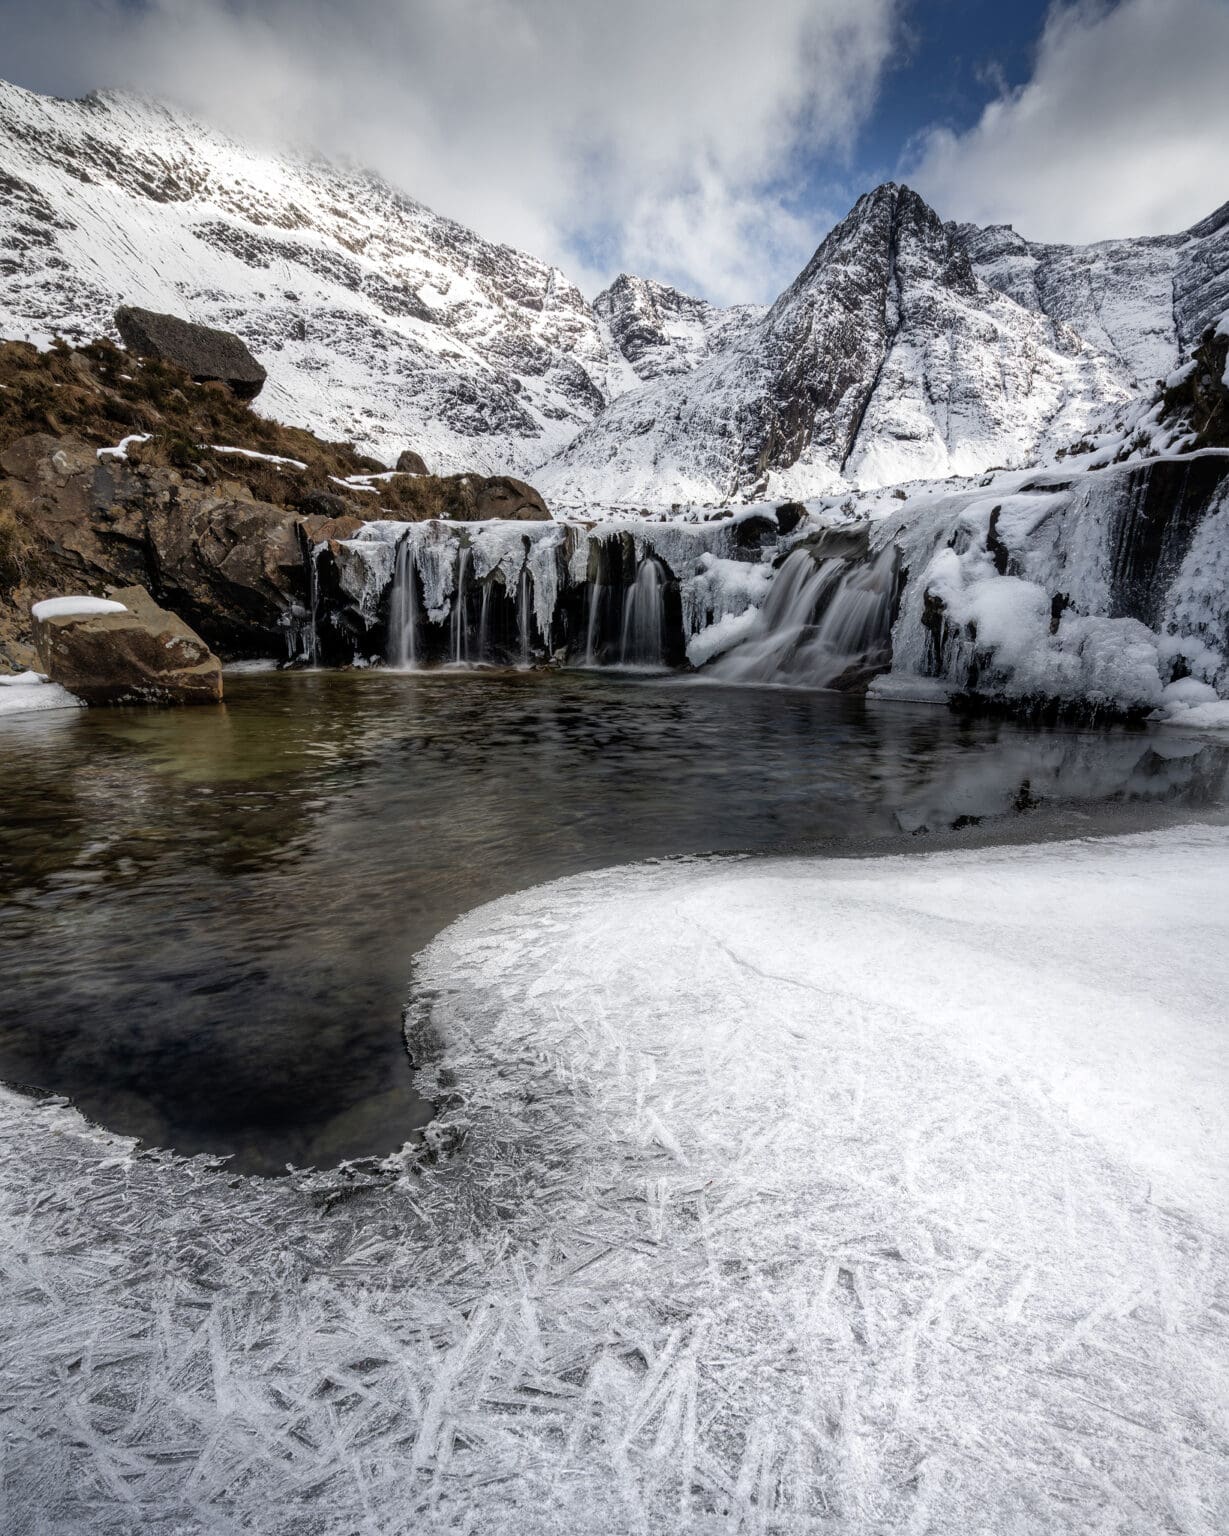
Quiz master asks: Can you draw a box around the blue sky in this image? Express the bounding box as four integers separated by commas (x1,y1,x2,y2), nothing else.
2,0,1227,302
857,0,1053,174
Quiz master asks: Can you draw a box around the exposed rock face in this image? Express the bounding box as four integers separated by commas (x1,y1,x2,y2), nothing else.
32,583,222,704
395,450,429,475
114,306,267,399
1,430,308,661
540,185,1129,504
1160,326,1229,449
0,342,558,668
593,274,763,382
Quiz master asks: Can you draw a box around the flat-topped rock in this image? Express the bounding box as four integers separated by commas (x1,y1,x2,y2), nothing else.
32,584,222,705
114,307,267,400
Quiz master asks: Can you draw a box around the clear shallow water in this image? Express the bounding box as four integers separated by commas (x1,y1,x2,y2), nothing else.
1,668,1226,1174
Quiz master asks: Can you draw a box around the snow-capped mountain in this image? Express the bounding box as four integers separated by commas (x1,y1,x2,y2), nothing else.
592,273,764,383
1,79,1226,503
0,80,630,475
959,202,1229,391
539,186,1143,506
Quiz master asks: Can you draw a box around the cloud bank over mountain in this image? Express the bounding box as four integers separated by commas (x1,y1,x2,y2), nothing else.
908,0,1229,245
3,0,1226,300
1,0,899,303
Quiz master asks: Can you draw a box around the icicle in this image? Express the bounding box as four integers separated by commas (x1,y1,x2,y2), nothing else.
619,558,666,667
305,545,322,664
386,535,420,669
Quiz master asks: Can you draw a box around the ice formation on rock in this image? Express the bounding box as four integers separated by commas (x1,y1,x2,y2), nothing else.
307,450,1229,723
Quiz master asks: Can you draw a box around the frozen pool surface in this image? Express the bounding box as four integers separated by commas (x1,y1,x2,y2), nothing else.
2,827,1226,1533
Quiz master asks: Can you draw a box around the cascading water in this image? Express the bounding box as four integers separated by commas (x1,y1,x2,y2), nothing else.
584,584,605,666
517,569,533,667
451,547,471,665
478,581,492,663
711,545,897,687
387,536,420,669
619,559,666,667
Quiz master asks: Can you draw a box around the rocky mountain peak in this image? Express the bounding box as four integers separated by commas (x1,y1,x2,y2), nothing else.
594,271,763,383
2,78,1226,509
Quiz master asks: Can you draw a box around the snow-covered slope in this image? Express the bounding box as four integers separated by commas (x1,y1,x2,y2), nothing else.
593,272,763,382
0,80,628,475
539,186,1134,506
2,79,1226,504
960,201,1229,391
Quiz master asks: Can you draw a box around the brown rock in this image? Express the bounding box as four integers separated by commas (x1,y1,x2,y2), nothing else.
395,449,429,475
114,307,267,400
471,475,550,521
32,585,222,705
375,472,551,523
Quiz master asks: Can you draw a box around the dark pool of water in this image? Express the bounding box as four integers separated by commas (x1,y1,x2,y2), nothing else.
2,668,1226,1173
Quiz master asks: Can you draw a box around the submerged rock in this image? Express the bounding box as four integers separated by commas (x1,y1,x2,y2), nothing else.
32,584,222,704
114,306,267,400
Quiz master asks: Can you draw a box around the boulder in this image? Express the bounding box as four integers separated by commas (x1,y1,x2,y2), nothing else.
370,472,552,523
395,449,429,475
472,475,550,521
32,585,222,705
114,307,267,400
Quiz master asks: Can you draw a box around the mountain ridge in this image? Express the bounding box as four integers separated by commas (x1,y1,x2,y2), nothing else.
2,79,1226,504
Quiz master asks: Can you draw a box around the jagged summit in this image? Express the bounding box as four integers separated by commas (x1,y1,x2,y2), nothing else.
592,273,763,383
539,180,1129,503
1,79,1226,504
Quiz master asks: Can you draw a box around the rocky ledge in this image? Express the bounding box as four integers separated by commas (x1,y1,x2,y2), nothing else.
0,321,551,672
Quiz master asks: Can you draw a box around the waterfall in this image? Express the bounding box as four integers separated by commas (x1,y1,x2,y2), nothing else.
386,536,419,669
478,581,492,664
619,559,666,667
302,546,321,664
711,545,896,687
584,583,605,666
451,547,471,665
517,569,533,667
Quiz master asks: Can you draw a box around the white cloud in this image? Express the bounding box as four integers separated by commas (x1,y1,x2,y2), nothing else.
907,0,1229,243
3,0,900,302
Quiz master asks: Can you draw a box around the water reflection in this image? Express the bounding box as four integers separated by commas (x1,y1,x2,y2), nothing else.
1,670,1225,1172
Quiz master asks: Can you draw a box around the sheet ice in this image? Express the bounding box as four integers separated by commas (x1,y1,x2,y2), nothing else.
2,828,1226,1533
0,670,83,715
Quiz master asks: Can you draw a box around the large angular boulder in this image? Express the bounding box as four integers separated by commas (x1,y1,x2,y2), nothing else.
395,449,429,475
472,475,551,521
379,472,551,522
114,307,267,400
32,585,222,705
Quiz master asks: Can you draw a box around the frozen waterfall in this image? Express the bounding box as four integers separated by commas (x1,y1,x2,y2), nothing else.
307,453,1229,722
